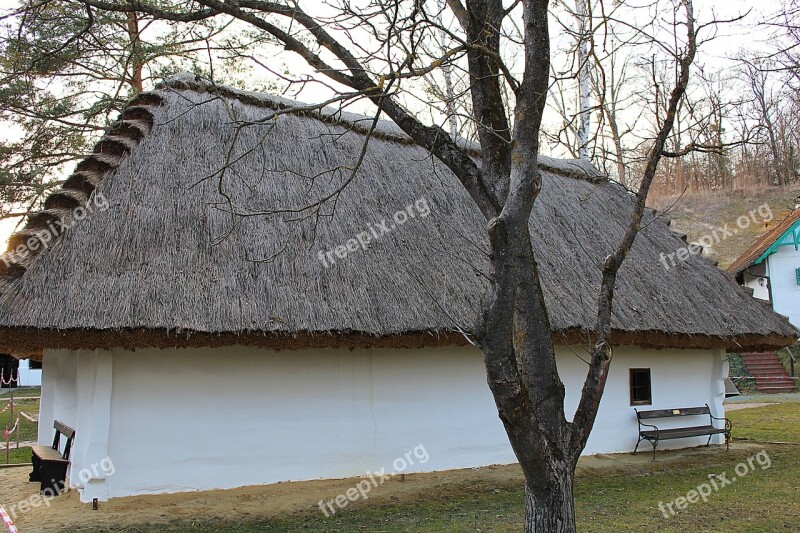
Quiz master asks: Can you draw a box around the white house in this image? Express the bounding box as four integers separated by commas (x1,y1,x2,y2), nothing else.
0,74,796,503
16,359,41,387
728,208,800,329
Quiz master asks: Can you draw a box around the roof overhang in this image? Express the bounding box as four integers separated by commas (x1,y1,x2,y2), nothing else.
753,218,800,266
2,326,795,359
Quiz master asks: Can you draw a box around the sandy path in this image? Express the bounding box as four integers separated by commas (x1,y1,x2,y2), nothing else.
725,402,776,411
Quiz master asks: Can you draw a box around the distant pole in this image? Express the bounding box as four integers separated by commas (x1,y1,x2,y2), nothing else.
437,0,459,140
576,0,590,160
7,387,12,462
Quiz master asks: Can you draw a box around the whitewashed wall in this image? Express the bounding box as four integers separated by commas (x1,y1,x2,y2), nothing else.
766,245,800,329
16,359,42,387
39,344,727,501
37,352,77,447
742,262,770,302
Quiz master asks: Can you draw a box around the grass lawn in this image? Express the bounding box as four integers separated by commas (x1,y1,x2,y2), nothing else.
1,395,39,464
727,402,800,442
1,446,32,464
0,386,41,397
116,401,799,533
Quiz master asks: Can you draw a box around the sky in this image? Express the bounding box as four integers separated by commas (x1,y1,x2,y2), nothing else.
0,0,787,246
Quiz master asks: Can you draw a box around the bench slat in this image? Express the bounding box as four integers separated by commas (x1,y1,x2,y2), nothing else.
640,425,727,440
31,446,69,463
54,421,75,439
637,406,711,419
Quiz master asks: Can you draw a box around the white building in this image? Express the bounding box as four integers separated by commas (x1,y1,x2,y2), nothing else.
17,359,41,387
729,209,800,329
0,74,796,502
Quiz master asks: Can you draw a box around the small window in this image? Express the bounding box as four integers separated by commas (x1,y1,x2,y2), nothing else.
630,368,652,405
28,360,42,370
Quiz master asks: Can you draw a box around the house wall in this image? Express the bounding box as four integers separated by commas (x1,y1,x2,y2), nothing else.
39,344,727,502
37,351,78,447
766,245,800,329
16,359,42,387
742,262,770,301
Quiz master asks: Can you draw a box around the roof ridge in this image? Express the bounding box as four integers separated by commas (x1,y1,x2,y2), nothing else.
0,93,165,293
158,72,606,183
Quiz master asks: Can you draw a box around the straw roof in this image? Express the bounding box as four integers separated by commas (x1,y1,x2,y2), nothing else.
0,73,795,356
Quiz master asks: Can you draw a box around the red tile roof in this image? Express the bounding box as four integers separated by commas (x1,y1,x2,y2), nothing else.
727,209,800,274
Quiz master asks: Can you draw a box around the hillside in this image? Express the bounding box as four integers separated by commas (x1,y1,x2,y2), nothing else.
649,185,800,270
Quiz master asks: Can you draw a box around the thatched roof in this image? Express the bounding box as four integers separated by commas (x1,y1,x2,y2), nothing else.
0,73,796,355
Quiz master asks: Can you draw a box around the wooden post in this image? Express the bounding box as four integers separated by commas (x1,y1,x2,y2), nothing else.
9,389,13,450
4,388,10,464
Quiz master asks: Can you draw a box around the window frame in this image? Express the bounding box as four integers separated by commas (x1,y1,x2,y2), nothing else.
629,368,652,406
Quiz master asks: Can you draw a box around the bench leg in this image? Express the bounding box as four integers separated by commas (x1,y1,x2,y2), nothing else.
725,433,730,451
29,453,42,482
706,433,713,447
633,437,642,455
651,440,658,461
39,461,68,496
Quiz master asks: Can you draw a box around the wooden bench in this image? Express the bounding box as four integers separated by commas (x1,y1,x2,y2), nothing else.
634,404,731,460
29,421,75,494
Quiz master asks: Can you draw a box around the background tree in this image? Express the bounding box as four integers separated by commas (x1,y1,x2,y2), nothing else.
0,0,265,223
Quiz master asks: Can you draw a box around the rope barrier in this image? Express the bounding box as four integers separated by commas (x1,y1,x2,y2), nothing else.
0,506,18,533
0,372,18,387
2,417,19,441
0,401,13,415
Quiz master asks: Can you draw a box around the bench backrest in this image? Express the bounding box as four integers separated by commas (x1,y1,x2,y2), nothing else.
51,420,76,460
636,405,711,420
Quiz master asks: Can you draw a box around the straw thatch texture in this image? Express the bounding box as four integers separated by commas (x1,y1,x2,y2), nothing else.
0,73,795,355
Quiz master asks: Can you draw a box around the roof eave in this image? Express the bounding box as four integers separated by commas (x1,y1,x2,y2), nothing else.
0,326,795,358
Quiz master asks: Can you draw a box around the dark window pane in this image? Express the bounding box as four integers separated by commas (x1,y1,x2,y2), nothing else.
630,368,651,405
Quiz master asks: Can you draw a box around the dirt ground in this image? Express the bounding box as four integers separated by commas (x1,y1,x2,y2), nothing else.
0,442,765,533
724,402,776,411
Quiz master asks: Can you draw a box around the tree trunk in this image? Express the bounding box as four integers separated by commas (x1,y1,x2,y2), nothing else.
126,12,144,93
524,470,576,533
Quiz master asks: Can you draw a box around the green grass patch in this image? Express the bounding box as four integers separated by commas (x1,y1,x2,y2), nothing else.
0,386,41,397
729,402,800,442
0,398,39,442
1,396,39,463
0,446,32,464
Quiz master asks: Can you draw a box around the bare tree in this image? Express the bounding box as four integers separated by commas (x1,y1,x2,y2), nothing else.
68,0,699,530
744,61,784,185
